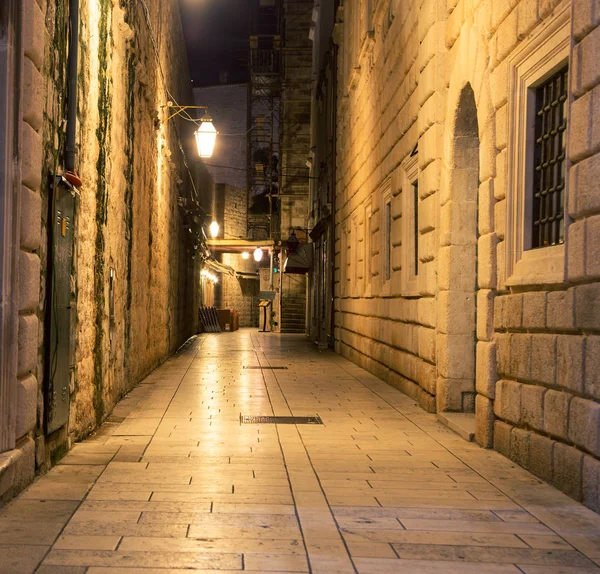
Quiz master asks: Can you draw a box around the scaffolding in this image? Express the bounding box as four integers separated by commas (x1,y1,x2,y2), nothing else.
247,0,314,333
247,0,281,241
247,0,313,243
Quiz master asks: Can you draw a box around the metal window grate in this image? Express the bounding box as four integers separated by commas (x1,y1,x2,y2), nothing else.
241,415,323,425
532,65,568,249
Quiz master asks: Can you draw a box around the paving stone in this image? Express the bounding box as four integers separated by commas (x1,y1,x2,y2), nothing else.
1,332,599,572
0,544,50,574
41,549,242,569
391,544,596,567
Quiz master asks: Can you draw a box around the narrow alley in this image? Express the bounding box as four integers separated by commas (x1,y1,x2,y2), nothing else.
1,331,599,574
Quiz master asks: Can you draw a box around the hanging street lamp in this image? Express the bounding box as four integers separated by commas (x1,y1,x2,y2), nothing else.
195,111,218,159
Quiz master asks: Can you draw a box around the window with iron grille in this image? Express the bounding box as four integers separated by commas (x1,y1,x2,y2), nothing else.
384,201,391,281
412,181,419,276
531,65,568,249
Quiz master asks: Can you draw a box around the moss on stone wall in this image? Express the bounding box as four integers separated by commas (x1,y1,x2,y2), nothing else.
92,0,112,426
123,1,136,363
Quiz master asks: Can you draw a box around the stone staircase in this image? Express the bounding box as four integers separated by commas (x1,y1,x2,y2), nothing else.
280,295,306,333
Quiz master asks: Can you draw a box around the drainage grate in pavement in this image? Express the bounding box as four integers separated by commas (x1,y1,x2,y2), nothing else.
243,366,288,370
241,415,323,425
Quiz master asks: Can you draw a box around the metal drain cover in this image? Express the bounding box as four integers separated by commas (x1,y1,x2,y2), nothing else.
244,366,288,370
241,415,323,425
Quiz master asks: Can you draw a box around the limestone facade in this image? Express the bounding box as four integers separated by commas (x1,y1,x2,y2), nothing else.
330,0,600,510
0,0,207,501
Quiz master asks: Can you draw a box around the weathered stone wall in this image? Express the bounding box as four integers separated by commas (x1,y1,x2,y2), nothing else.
222,184,248,240
63,0,204,439
334,0,600,510
216,184,259,328
0,0,45,501
1,0,207,501
220,254,260,328
280,0,312,201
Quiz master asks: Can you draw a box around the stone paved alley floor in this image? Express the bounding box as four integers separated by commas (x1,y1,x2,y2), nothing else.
2,331,600,574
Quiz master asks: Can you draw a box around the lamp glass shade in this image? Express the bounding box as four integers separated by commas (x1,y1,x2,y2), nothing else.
195,118,217,158
209,221,219,238
253,247,263,262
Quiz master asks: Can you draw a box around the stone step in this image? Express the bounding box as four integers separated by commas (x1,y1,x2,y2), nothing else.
437,412,475,442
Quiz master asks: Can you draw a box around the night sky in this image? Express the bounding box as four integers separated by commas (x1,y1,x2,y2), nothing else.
178,0,250,86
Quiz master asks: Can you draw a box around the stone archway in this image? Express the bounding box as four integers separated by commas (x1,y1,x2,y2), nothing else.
437,84,480,415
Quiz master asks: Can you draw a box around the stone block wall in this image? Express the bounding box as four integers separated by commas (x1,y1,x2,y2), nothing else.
0,0,46,500
216,183,260,328
60,0,204,440
280,0,313,201
491,0,600,512
333,0,600,510
220,254,260,328
1,0,207,501
222,184,248,239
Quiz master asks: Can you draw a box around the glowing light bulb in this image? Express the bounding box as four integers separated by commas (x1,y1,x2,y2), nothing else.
241,252,250,260
253,247,263,262
209,221,219,238
195,112,217,158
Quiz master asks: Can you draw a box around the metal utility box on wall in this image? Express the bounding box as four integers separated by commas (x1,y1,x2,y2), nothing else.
45,184,75,434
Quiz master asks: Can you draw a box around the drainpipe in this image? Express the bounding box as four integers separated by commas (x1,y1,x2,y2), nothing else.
65,0,79,173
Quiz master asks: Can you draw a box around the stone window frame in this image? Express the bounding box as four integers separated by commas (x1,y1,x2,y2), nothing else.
351,215,360,296
380,177,392,292
506,4,571,287
400,153,419,296
343,0,374,91
342,0,359,90
340,221,348,297
364,203,372,296
382,0,395,40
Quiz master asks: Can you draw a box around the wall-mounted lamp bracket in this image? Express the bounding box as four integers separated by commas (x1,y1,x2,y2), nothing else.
163,103,208,123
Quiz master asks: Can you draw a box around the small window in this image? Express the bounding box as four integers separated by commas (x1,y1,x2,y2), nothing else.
400,153,419,296
412,180,419,276
505,5,570,286
531,65,568,249
365,205,372,287
352,217,359,293
384,200,391,281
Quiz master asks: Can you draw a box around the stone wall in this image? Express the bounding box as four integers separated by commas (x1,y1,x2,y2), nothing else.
215,184,260,328
220,254,260,328
333,0,600,510
221,184,248,240
0,0,45,500
280,0,312,205
0,0,207,501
